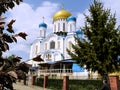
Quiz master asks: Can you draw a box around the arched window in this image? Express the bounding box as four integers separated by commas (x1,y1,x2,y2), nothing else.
50,41,55,49
46,54,51,60
45,54,52,61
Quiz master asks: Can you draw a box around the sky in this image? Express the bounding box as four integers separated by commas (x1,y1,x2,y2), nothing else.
3,0,120,61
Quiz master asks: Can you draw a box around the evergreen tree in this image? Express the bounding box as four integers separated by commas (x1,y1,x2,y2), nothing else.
67,0,120,78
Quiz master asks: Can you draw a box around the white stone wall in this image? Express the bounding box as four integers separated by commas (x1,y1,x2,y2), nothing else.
39,27,46,38
67,20,76,32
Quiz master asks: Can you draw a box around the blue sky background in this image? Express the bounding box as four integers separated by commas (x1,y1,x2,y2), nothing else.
3,0,120,61
24,0,93,13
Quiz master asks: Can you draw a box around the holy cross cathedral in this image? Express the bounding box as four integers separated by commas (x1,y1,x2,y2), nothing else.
27,6,95,78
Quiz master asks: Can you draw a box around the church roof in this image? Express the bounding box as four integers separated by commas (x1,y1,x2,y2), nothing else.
67,16,76,22
39,22,47,28
76,29,83,35
53,9,71,21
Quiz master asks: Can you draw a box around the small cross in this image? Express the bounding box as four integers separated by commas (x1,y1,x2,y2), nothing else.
42,16,45,22
62,3,64,9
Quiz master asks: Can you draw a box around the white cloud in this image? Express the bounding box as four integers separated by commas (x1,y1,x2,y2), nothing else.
76,13,85,29
3,1,59,60
3,0,120,61
76,9,89,29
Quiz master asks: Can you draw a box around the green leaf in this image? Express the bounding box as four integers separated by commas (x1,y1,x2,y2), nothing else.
18,32,28,40
7,26,14,33
8,2,15,9
2,33,14,43
12,36,17,42
3,43,9,51
7,19,16,27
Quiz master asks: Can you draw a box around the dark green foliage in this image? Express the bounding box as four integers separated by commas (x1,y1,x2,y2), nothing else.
69,79,102,90
7,19,15,33
0,55,22,89
35,78,102,90
0,0,23,15
0,0,28,89
47,79,63,90
16,62,30,73
35,78,63,90
2,55,22,72
67,0,120,76
0,17,27,56
35,78,44,87
0,57,5,67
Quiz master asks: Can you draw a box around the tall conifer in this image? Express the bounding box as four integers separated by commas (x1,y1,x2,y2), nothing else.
67,0,120,78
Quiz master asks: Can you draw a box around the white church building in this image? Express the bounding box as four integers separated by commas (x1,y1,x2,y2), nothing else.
27,7,98,79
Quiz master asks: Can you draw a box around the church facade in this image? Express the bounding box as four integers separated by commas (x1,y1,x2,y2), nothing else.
27,7,95,78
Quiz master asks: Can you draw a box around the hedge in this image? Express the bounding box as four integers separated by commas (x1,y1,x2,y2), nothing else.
35,78,102,90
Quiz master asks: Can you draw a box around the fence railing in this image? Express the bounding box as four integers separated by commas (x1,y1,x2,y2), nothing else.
38,69,72,74
30,69,100,80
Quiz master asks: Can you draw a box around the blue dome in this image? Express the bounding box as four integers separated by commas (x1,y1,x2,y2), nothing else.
39,22,47,28
76,29,83,35
67,16,76,22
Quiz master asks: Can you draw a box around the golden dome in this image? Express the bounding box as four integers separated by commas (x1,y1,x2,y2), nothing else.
53,9,71,21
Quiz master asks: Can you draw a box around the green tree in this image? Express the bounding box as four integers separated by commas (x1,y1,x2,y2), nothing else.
2,55,21,71
0,0,27,57
0,1,29,89
67,0,120,79
0,0,23,15
0,0,28,70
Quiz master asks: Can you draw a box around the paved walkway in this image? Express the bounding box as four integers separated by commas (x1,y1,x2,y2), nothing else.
13,82,50,90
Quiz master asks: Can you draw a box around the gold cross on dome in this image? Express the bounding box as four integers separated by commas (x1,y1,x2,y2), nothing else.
62,3,64,9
